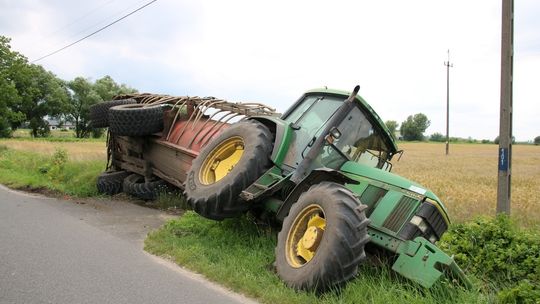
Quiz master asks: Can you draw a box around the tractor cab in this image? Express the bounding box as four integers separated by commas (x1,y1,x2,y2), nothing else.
280,89,398,173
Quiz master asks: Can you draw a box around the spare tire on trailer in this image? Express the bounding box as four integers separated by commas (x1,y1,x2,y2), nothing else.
185,120,273,220
108,103,164,136
122,174,168,200
89,99,137,128
96,170,131,195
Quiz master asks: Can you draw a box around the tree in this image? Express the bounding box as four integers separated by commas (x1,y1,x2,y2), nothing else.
66,76,137,138
494,136,515,144
400,113,430,141
430,132,445,142
535,136,540,145
385,120,399,138
66,77,101,138
1,35,69,137
94,75,137,101
14,64,69,137
0,36,26,137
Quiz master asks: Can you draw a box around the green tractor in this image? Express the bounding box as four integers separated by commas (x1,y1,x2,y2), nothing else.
184,85,471,291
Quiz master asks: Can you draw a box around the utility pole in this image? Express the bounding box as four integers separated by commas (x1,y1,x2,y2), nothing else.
497,0,514,215
444,50,453,155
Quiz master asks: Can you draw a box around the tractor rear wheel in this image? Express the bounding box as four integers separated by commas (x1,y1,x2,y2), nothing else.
275,182,370,291
185,120,273,220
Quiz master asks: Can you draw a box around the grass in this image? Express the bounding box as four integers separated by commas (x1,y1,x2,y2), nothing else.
0,139,106,161
145,212,489,304
0,144,104,197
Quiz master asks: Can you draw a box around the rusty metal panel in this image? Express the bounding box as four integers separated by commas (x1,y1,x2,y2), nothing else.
166,119,229,153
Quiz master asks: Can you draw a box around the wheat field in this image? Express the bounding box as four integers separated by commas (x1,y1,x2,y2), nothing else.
1,139,538,227
393,143,540,227
0,140,106,161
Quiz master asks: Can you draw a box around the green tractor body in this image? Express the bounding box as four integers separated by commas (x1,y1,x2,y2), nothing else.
99,86,471,291
241,87,471,289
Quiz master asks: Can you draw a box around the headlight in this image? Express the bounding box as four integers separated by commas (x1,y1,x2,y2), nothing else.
410,215,428,233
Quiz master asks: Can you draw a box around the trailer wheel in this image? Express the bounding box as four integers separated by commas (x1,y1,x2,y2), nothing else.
96,170,131,195
108,104,164,136
122,174,168,200
185,120,273,220
275,182,370,291
89,99,137,128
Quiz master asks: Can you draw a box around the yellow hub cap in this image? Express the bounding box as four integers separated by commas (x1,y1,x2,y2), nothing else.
286,204,326,268
199,136,244,185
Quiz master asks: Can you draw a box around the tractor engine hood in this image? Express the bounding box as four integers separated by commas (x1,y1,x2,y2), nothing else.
340,161,450,221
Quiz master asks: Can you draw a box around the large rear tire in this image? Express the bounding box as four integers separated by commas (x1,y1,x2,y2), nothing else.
275,182,370,291
89,99,136,128
108,104,164,136
185,120,273,220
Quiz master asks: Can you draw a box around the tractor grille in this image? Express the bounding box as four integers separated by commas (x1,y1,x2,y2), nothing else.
416,202,448,239
382,196,417,232
399,201,449,242
360,185,387,217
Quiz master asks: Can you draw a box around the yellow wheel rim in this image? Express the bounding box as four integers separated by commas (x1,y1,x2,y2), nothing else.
285,204,326,268
199,136,244,185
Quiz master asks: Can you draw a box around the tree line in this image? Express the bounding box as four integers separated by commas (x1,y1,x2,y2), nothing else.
386,114,540,144
0,36,137,138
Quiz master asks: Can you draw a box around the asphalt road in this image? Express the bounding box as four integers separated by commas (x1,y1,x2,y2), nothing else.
0,185,256,304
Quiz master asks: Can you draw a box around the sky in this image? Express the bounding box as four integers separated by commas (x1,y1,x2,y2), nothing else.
1,0,538,141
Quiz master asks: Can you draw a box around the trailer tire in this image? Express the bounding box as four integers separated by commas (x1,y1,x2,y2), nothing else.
275,182,370,291
96,170,131,195
108,104,164,136
89,99,137,128
185,120,273,220
122,174,168,200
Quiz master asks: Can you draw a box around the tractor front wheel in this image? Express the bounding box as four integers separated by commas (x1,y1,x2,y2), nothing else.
275,182,370,291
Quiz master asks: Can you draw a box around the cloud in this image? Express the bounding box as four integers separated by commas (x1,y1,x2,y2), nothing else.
1,0,539,140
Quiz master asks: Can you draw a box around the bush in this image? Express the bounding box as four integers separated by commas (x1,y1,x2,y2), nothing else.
39,147,68,181
430,132,445,142
439,215,540,303
534,136,540,145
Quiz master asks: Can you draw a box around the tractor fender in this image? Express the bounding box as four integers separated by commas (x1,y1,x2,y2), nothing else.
248,116,291,166
276,168,359,222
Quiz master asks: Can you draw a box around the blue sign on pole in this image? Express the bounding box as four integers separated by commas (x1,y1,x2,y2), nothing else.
499,148,509,171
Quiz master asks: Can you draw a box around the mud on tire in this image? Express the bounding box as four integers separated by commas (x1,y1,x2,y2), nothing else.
108,104,164,136
96,170,131,195
122,174,168,200
89,99,137,128
275,182,371,291
184,120,273,220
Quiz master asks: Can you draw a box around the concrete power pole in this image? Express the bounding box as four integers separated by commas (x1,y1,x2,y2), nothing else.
497,0,514,215
444,50,453,155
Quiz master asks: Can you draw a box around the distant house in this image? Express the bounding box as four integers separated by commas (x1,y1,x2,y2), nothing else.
45,118,75,130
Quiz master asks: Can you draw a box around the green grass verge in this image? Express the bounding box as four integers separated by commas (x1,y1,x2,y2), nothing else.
145,212,489,304
0,145,103,197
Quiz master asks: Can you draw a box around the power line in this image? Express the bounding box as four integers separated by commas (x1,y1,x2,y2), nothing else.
45,0,116,39
31,0,158,63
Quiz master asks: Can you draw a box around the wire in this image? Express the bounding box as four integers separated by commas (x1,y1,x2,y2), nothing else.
31,0,158,63
45,0,116,39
